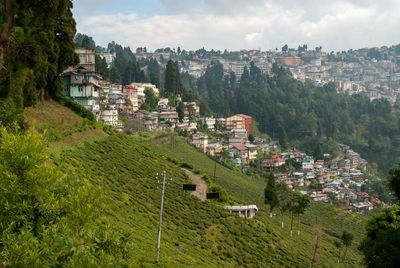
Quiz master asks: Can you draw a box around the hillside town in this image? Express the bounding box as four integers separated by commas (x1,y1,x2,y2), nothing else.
134,45,400,105
62,46,387,216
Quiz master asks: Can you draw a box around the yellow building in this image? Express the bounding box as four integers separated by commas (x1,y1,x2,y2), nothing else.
226,115,245,131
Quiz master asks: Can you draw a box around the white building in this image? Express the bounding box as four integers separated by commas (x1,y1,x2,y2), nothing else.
101,106,118,127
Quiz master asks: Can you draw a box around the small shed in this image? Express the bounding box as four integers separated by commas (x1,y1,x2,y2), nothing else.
224,205,258,218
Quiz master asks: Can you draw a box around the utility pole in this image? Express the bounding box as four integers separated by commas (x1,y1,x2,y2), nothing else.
290,197,295,237
156,171,166,263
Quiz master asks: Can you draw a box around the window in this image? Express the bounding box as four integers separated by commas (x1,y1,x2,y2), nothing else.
78,85,83,92
64,85,70,92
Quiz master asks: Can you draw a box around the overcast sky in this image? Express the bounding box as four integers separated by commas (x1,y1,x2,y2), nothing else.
73,0,400,52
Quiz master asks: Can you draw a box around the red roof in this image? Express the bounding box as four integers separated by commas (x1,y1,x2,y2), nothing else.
271,155,279,159
233,144,247,151
356,192,370,198
236,114,252,119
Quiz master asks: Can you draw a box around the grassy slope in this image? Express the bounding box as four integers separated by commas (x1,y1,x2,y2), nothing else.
24,103,366,266
52,134,364,267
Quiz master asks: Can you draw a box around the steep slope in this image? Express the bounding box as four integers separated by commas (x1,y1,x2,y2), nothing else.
47,133,365,267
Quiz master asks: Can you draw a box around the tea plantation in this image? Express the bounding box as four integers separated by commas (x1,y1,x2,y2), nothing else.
48,133,365,267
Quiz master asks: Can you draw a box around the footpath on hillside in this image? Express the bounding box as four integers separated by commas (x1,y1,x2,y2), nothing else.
182,168,208,201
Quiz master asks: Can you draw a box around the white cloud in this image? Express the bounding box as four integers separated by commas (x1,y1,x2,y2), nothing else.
75,0,400,51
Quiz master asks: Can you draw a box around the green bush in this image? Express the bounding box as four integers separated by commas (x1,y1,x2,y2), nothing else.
180,162,194,169
58,96,96,123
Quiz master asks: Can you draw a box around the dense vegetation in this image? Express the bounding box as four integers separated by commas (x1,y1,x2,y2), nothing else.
359,165,400,266
0,0,78,130
196,62,400,173
0,0,77,105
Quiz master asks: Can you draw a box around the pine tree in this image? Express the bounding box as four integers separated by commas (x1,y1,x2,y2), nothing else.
278,126,289,149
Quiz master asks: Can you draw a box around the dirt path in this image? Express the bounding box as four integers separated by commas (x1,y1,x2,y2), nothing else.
182,169,208,201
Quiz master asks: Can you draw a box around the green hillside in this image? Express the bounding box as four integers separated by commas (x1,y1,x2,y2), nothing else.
3,102,366,266
48,132,364,267
149,136,367,264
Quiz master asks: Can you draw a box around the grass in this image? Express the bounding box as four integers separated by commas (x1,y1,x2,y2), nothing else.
23,100,99,142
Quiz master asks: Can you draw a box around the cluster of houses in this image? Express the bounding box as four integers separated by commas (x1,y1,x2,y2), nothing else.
62,47,192,129
189,114,281,167
136,45,400,105
267,145,383,214
189,118,383,214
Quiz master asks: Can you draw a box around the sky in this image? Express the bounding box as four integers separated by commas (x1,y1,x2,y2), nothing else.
72,0,400,52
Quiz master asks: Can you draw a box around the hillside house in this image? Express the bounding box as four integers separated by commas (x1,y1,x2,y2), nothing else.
159,112,179,126
136,110,159,131
262,155,286,170
101,105,118,127
191,133,208,152
226,114,252,134
62,66,101,113
231,144,248,161
123,85,139,112
246,144,258,161
130,83,159,98
206,143,223,157
75,47,96,71
227,129,248,145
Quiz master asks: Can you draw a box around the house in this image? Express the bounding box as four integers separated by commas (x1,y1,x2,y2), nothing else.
231,144,248,160
122,85,139,112
245,144,258,161
352,202,373,214
262,155,286,170
130,83,159,98
310,192,328,202
158,98,170,112
191,133,208,152
136,110,159,131
225,114,252,134
227,129,248,145
205,117,216,130
302,157,314,170
101,105,118,127
159,112,179,126
75,47,96,71
356,192,370,202
206,143,223,157
224,205,258,218
183,102,200,117
62,66,102,114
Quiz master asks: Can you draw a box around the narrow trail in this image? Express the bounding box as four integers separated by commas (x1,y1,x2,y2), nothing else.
182,168,208,201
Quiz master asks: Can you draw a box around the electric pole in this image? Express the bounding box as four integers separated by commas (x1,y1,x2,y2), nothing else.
156,171,166,263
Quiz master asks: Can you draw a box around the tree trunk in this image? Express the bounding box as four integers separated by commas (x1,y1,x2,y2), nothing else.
0,0,14,69
298,214,300,236
337,247,341,263
281,210,284,228
342,246,348,266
